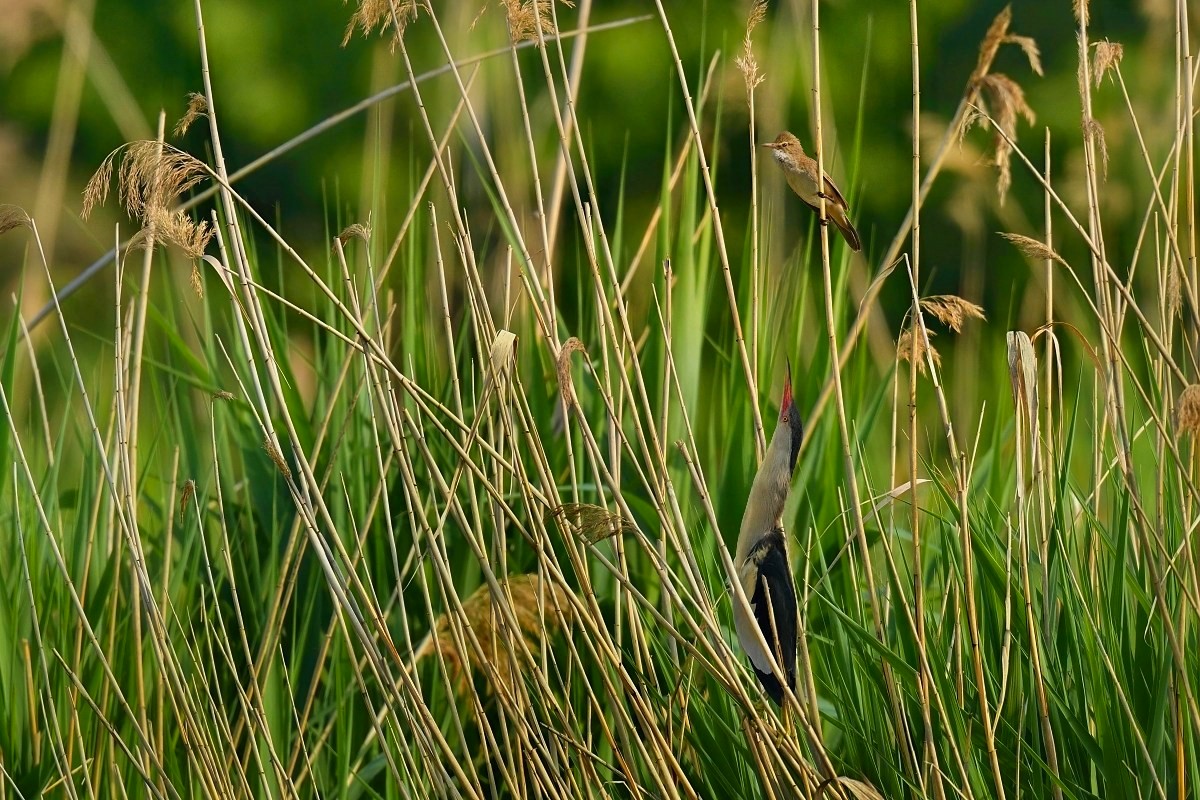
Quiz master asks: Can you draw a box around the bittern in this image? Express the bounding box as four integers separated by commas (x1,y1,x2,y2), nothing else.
733,369,802,706
762,130,862,252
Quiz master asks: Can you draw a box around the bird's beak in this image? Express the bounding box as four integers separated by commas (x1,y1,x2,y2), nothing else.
761,142,778,149
780,360,794,419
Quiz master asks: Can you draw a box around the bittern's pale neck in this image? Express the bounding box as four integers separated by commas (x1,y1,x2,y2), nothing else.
736,374,804,562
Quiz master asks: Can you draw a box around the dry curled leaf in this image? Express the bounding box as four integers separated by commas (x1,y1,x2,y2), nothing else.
1007,331,1039,440
1176,385,1200,438
897,327,940,374
553,502,634,544
414,574,574,698
920,295,986,333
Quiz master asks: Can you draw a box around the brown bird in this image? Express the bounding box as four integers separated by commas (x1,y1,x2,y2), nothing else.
732,366,802,706
762,131,861,252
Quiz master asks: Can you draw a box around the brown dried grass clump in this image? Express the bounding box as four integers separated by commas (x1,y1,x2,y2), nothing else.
920,295,987,333
553,502,634,544
1176,385,1200,438
173,92,208,138
415,574,574,697
897,327,941,374
341,0,418,48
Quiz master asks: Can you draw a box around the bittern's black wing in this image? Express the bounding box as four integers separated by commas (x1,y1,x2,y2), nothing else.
747,531,797,706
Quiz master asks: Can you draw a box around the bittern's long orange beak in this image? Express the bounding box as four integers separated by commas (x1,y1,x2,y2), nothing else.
779,360,794,421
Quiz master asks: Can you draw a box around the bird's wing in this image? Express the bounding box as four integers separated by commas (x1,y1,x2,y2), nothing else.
822,173,851,211
734,532,798,684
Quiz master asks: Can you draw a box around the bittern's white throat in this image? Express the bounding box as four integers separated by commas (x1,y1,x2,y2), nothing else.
733,367,802,706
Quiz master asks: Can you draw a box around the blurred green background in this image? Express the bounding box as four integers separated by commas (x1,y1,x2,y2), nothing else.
0,0,1164,332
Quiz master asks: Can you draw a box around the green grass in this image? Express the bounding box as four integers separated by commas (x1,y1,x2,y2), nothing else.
1,1,1198,798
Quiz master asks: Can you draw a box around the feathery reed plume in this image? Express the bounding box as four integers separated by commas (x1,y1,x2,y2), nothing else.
130,205,214,260
553,503,634,544
1175,385,1200,438
1003,34,1044,77
1092,41,1123,87
972,6,1012,79
336,222,372,245
1000,232,1070,269
263,436,292,480
415,574,573,697
179,479,197,517
501,0,574,44
920,295,987,333
734,0,768,91
173,92,208,138
1083,117,1108,178
190,262,203,298
1073,0,1090,25
84,141,209,220
977,73,1036,202
341,0,418,48
83,141,215,263
0,204,30,236
898,327,940,373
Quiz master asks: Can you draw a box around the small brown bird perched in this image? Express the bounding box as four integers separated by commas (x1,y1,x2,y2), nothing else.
763,131,862,252
733,367,802,706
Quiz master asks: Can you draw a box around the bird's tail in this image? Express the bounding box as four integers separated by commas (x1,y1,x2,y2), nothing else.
831,205,862,251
